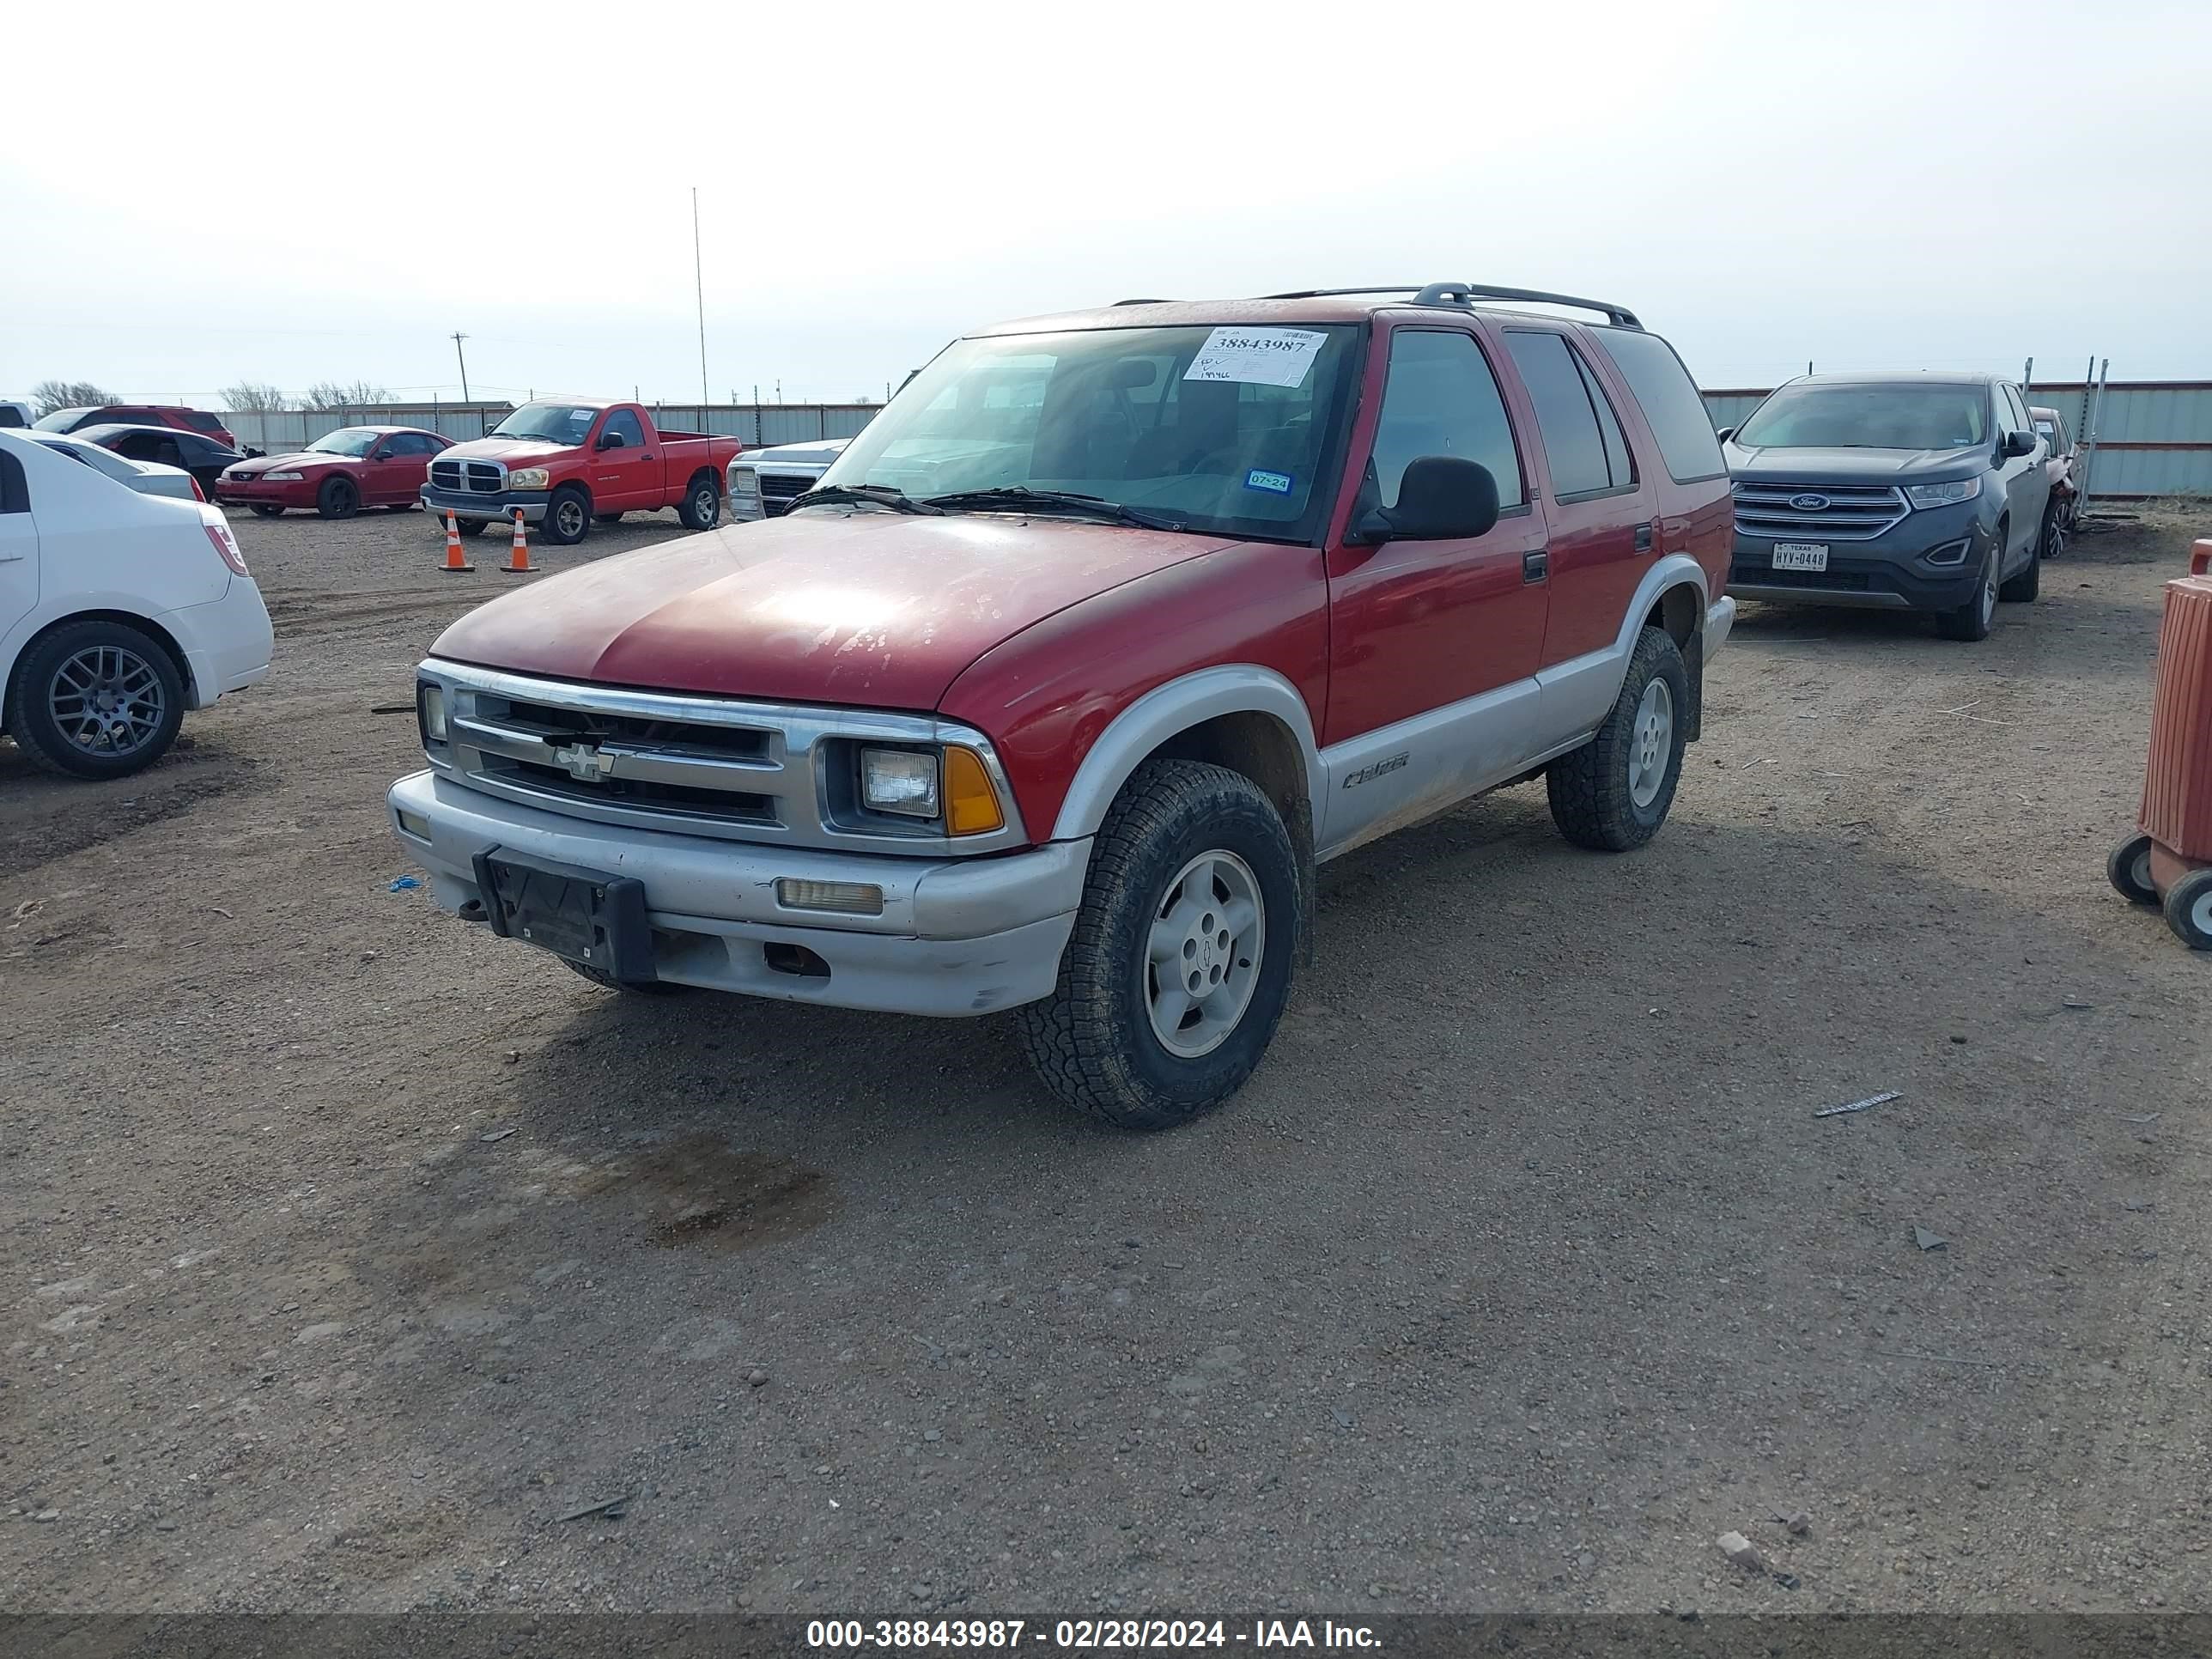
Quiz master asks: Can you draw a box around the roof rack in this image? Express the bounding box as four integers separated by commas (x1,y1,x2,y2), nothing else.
1257,283,1642,329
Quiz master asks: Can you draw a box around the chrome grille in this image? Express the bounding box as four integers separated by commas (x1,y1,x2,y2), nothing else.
756,471,818,518
431,459,506,494
1732,482,1908,542
416,659,1031,855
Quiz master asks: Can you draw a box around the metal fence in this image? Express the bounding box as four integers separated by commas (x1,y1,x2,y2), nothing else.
1698,381,2212,500
221,402,882,454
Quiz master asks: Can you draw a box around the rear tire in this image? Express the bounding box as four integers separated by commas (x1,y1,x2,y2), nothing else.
2039,499,2067,561
315,476,359,520
1016,759,1299,1131
1546,625,1688,852
5,619,187,781
2165,869,2212,951
678,476,720,531
594,512,625,526
250,503,284,519
2107,833,2160,906
540,486,591,545
1936,537,2000,641
457,517,490,538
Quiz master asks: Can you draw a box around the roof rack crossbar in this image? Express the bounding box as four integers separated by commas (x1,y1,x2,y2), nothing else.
1257,283,1642,329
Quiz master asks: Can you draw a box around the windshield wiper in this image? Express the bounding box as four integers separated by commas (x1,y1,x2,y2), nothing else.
788,483,943,515
922,487,1182,531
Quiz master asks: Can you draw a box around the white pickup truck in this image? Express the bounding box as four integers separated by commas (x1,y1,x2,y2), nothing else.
725,437,851,522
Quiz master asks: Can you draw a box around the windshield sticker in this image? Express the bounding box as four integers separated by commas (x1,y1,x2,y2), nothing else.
1184,327,1328,389
1244,467,1295,495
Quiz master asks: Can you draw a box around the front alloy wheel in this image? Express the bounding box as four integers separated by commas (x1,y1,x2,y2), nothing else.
1145,851,1266,1059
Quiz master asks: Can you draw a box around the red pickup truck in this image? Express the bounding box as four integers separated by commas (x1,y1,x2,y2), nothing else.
390,283,1734,1128
420,400,742,545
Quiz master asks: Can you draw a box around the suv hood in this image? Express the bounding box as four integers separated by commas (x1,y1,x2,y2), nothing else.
1727,441,1986,483
431,510,1239,708
437,435,574,463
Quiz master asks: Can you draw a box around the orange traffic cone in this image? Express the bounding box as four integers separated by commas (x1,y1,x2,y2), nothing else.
501,509,536,574
440,508,474,572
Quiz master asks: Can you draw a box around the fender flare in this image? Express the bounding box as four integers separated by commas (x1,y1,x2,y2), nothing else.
1613,552,1709,658
1048,664,1322,842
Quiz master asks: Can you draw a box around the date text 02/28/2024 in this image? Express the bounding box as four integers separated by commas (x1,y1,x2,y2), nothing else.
804,1618,1382,1649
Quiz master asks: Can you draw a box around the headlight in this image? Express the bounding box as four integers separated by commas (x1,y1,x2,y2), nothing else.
860,747,939,817
418,682,448,745
507,467,550,491
264,471,303,482
1905,477,1980,509
727,465,758,496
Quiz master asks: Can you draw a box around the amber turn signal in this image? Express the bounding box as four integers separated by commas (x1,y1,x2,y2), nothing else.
944,745,1006,836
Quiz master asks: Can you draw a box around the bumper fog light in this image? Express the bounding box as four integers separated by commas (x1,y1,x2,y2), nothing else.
776,878,884,916
395,808,432,841
1924,538,1972,567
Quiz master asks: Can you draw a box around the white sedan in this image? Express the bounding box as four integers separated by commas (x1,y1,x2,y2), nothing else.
1,429,273,779
26,429,204,502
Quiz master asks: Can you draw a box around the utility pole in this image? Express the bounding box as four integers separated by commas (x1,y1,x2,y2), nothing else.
451,332,471,403
692,186,710,411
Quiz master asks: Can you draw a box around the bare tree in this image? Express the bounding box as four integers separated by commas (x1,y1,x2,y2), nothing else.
30,380,120,416
301,380,390,411
220,381,292,413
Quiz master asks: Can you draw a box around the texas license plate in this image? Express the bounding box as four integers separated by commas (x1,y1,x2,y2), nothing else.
1771,542,1829,572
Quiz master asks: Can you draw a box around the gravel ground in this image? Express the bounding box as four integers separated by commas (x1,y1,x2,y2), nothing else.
4,501,2210,1617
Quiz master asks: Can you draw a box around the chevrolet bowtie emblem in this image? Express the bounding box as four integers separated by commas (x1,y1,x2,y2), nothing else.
550,740,617,782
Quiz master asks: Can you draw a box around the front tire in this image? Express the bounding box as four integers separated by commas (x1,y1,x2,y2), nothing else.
1547,625,1688,852
2165,869,2212,951
1016,759,1299,1131
5,620,186,781
315,476,360,520
1936,536,2000,641
2107,833,2161,906
540,487,592,546
678,477,721,531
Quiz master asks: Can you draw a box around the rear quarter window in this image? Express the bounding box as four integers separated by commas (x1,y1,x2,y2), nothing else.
1590,326,1728,484
185,410,224,433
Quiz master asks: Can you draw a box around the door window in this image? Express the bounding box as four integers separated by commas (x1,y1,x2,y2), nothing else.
1504,330,1633,501
1368,329,1525,512
389,433,436,457
602,409,646,448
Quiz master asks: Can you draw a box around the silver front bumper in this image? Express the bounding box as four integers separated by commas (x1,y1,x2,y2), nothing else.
387,770,1085,1016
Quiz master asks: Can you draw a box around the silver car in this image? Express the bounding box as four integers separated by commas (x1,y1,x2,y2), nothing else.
726,436,852,522
27,431,203,501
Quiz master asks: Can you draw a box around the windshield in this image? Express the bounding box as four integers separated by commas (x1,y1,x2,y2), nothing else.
1735,383,1990,450
33,408,93,431
489,403,602,444
306,428,380,457
817,324,1361,540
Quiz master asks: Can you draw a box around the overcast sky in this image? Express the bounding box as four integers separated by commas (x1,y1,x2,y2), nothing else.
5,0,2207,410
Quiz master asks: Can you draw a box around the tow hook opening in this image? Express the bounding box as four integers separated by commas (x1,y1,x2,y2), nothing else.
763,941,832,980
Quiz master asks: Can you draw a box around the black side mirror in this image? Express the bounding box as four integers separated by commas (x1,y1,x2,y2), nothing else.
1351,456,1500,544
2002,429,2039,459
1715,426,1736,444
598,430,628,451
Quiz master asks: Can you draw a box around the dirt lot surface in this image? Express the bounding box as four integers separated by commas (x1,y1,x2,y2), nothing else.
6,501,2211,1618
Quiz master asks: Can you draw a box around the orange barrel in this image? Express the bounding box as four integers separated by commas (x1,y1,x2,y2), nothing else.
2139,568,2212,863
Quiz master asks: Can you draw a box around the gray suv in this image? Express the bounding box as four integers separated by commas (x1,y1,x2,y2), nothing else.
1722,372,2050,641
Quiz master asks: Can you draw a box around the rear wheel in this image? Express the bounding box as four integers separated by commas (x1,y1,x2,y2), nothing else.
457,517,491,538
1936,537,1999,641
2107,833,2160,906
2038,499,2067,561
250,504,284,519
2166,870,2212,951
1016,758,1299,1130
594,512,625,526
1547,625,1688,852
678,476,721,530
6,620,186,781
540,486,592,545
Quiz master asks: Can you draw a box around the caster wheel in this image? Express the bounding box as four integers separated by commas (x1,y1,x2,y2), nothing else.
2165,868,2212,951
2107,833,2160,907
